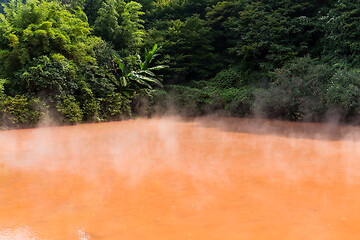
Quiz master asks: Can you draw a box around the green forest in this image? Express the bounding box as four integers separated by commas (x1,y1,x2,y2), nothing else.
1,0,360,128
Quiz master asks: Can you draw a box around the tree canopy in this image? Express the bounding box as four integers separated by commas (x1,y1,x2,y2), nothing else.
2,0,360,127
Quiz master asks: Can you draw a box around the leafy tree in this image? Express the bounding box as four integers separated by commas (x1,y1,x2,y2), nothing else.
94,0,119,44
94,0,145,52
82,0,102,25
59,0,86,10
224,0,320,73
205,1,240,69
321,0,360,66
140,0,218,28
10,55,78,99
0,0,117,101
145,15,214,82
0,0,99,78
0,0,130,126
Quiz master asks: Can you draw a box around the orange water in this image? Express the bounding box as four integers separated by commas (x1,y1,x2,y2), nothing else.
1,117,360,239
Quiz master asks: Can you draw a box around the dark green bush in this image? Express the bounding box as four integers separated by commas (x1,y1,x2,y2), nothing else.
324,69,360,120
132,88,172,117
79,64,117,97
131,89,151,117
151,89,171,115
255,56,335,121
0,95,45,127
0,79,5,97
10,55,78,99
77,81,100,122
99,93,131,120
222,87,255,117
166,85,212,116
208,68,243,89
140,84,255,117
56,95,83,124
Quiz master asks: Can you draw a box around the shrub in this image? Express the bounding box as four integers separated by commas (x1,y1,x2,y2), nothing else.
0,95,45,127
79,64,117,97
151,89,171,115
11,56,78,99
255,56,335,121
99,93,131,120
223,87,255,117
324,69,360,120
0,79,5,97
131,88,156,117
131,88,171,117
208,68,243,89
166,85,212,116
142,84,255,117
56,95,83,124
81,97,100,122
77,81,100,122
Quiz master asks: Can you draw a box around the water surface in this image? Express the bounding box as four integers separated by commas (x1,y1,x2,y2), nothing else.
1,117,360,239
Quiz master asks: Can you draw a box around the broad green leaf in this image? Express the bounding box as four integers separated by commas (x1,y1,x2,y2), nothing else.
148,65,168,70
120,76,127,87
137,70,155,76
131,73,163,87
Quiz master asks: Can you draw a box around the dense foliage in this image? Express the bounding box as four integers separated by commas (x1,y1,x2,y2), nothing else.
1,0,360,128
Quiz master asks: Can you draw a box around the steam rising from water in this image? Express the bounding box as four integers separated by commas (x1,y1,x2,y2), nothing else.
2,117,360,186
1,117,360,239
2,117,360,184
0,118,233,183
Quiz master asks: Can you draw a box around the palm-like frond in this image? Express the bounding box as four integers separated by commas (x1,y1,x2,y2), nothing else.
111,44,167,95
130,72,163,87
137,69,156,76
148,65,168,71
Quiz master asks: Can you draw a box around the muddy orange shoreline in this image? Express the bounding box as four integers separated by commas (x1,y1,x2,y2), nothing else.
1,117,360,239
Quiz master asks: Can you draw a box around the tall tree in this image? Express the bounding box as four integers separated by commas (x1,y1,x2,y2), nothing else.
94,0,145,52
321,0,360,66
145,15,215,82
224,0,319,73
0,0,109,99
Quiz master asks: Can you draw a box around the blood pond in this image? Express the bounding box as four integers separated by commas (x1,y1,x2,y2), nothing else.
1,117,360,239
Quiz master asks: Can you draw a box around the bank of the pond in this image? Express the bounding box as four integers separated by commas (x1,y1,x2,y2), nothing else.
3,56,360,130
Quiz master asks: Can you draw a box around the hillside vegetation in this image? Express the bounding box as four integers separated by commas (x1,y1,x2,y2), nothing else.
1,0,360,128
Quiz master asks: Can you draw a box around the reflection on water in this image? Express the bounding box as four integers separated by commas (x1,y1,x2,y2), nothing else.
0,226,39,240
77,227,90,240
1,117,360,239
